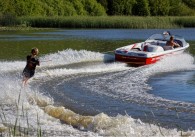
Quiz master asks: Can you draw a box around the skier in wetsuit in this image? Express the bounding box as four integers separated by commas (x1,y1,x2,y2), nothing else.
22,48,40,86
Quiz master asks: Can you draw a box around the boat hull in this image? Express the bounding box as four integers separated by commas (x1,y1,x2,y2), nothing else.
115,48,186,66
115,54,161,65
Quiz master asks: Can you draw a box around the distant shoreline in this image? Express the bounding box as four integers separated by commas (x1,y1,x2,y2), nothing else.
0,16,195,31
0,26,54,31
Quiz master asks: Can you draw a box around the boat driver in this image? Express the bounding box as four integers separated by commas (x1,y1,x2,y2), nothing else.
166,36,180,48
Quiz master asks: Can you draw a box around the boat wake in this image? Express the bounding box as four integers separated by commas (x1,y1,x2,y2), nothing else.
81,53,195,112
0,49,195,136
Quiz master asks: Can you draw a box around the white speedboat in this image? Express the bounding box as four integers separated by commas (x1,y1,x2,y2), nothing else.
115,31,190,66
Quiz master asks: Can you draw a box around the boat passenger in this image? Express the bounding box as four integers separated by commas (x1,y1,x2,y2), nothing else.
166,36,180,48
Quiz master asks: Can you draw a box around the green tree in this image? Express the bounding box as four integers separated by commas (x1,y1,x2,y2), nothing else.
132,0,150,16
71,0,87,15
41,0,77,16
81,0,106,16
112,0,125,15
97,0,108,11
0,0,106,17
182,0,195,9
123,0,136,15
169,0,195,16
63,0,78,16
107,0,135,15
1,0,194,17
0,0,15,15
13,0,44,16
26,0,46,16
149,0,170,16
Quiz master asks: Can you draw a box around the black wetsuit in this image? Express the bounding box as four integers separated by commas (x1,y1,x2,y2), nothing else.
22,55,40,78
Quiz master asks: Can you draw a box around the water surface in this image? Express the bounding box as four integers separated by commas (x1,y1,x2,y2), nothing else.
0,29,195,136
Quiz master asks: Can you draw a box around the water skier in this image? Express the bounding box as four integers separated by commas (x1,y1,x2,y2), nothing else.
22,48,40,87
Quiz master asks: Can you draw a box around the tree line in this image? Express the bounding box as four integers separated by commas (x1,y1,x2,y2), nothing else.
0,0,194,17
0,0,106,17
99,0,195,16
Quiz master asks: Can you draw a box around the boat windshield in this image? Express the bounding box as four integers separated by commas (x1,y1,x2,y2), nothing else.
146,34,169,41
146,33,187,47
146,33,186,41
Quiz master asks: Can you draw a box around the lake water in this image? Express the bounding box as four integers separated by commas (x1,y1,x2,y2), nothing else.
0,29,195,136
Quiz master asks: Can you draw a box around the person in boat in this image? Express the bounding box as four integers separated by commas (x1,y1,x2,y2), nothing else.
22,48,40,87
166,36,180,48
